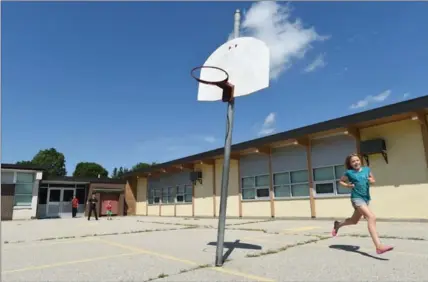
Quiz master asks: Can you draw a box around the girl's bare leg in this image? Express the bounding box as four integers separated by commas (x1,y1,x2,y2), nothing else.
332,209,362,236
356,205,393,254
337,209,362,229
355,205,382,248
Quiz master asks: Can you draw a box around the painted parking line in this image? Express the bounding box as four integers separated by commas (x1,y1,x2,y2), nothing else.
2,238,98,250
98,238,275,282
2,252,140,274
98,238,199,266
283,226,321,233
212,267,275,282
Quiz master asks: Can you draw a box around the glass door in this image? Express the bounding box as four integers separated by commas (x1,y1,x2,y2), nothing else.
46,189,61,217
61,189,75,217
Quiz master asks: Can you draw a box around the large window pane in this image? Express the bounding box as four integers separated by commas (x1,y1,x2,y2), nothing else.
337,181,351,194
14,195,32,206
176,195,184,202
15,183,33,194
274,185,291,198
273,173,289,185
313,167,334,181
255,175,269,187
242,177,254,188
334,165,346,179
16,172,34,183
1,171,14,184
256,188,270,198
62,190,74,201
76,188,86,203
291,184,310,197
168,196,174,203
290,170,308,183
168,187,175,196
315,183,334,194
242,188,255,200
49,190,61,202
148,198,154,204
185,185,193,195
177,186,185,194
185,194,193,203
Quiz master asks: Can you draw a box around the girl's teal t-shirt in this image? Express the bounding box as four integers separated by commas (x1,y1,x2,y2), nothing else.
345,166,371,202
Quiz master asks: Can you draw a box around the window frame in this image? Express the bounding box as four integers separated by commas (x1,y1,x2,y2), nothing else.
312,164,350,197
241,174,270,201
14,171,35,207
273,169,310,199
176,184,193,204
161,186,175,204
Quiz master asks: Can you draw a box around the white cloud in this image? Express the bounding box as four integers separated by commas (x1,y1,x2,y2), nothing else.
350,90,391,110
403,92,410,99
240,2,329,79
203,136,217,143
304,53,326,73
258,112,277,136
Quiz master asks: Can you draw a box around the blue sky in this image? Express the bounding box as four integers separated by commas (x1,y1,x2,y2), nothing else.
2,1,428,175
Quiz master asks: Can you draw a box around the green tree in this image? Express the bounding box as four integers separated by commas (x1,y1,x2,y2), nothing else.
31,148,67,176
16,160,34,166
131,162,151,171
73,162,108,178
111,167,118,178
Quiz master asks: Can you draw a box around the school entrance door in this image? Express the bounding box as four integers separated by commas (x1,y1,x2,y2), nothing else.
46,188,76,218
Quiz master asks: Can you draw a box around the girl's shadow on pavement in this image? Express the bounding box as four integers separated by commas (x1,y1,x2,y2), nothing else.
329,245,389,261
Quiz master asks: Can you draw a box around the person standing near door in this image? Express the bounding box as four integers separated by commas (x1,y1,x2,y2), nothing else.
87,194,98,221
71,196,79,218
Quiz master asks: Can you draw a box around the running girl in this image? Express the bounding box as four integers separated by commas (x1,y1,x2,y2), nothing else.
332,153,393,255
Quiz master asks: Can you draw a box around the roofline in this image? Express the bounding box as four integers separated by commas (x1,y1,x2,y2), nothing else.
124,95,428,178
41,176,126,185
1,163,45,171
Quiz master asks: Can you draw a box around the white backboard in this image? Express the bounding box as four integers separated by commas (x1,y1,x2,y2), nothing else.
197,37,270,102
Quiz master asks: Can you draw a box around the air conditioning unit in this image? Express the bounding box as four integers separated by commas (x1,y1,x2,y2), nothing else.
360,138,388,166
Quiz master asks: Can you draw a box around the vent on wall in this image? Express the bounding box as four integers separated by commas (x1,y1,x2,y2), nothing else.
190,171,203,184
360,138,388,166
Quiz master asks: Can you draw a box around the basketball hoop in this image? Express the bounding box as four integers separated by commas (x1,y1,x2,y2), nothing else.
191,66,235,102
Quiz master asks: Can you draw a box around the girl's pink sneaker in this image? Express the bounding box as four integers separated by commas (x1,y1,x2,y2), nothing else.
332,221,340,237
376,245,394,254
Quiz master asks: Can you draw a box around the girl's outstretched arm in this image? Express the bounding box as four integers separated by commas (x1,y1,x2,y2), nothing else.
368,172,376,184
339,175,354,189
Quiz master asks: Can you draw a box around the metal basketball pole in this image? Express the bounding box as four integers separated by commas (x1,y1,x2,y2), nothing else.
215,9,240,267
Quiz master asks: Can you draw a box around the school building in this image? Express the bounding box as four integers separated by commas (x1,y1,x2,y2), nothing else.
1,163,44,220
124,96,428,221
1,163,126,220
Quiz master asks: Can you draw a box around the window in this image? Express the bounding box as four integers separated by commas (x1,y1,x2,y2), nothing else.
148,187,161,204
1,171,14,184
313,165,350,196
75,188,86,204
241,175,270,200
14,172,34,206
162,187,175,204
176,185,192,203
154,188,161,203
273,170,310,198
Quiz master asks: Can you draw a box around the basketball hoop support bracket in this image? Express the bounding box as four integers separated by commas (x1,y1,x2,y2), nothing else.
219,82,234,103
